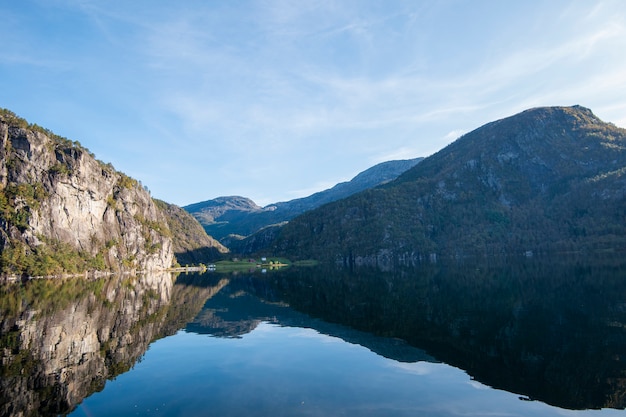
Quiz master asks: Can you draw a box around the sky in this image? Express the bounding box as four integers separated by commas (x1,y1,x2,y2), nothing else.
1,0,626,207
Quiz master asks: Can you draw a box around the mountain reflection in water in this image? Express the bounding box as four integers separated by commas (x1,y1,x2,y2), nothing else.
262,255,626,410
1,255,625,416
186,275,436,364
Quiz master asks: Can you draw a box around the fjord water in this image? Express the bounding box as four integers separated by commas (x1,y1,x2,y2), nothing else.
1,256,626,416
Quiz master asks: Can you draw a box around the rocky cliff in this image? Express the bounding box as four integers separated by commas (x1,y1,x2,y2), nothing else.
0,110,174,277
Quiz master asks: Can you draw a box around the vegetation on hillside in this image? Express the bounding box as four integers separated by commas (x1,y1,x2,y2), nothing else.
1,109,82,150
0,237,108,277
273,106,626,263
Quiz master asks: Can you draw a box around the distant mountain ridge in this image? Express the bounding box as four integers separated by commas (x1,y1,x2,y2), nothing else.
271,106,626,264
184,157,423,241
184,196,263,225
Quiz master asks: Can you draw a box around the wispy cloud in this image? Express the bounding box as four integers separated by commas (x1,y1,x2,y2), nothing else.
4,0,626,205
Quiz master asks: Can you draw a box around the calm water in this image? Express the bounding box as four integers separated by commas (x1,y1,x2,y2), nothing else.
1,256,626,416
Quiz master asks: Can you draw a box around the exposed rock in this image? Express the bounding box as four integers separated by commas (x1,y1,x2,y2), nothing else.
0,110,174,276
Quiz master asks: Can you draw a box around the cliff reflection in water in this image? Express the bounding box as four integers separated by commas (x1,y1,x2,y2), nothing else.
0,272,227,417
261,256,626,410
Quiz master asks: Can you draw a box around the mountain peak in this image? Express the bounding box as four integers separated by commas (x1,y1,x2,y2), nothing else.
398,105,624,183
483,105,605,138
275,105,626,262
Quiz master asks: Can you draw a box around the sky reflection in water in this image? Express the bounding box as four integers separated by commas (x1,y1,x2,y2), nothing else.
71,321,624,417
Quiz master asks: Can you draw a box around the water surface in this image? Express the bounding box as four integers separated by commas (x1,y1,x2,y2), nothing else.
1,256,625,416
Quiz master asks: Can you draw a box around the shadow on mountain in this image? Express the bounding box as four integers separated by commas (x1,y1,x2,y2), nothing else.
174,246,227,266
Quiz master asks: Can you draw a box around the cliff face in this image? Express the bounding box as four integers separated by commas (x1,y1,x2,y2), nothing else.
0,110,174,276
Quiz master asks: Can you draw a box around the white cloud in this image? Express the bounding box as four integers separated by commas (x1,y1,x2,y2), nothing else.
373,147,424,164
388,361,444,376
444,129,466,142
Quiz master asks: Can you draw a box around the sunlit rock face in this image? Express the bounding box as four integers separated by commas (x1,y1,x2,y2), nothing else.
0,114,174,275
0,273,174,416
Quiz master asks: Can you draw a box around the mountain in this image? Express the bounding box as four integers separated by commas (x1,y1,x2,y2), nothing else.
0,109,225,278
184,157,423,241
184,195,262,226
267,157,424,215
154,199,229,265
272,106,626,264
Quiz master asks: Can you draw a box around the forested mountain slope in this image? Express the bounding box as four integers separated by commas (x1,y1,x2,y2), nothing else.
273,106,626,264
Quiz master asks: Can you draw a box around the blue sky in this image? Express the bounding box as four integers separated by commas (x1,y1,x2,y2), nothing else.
2,0,626,207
